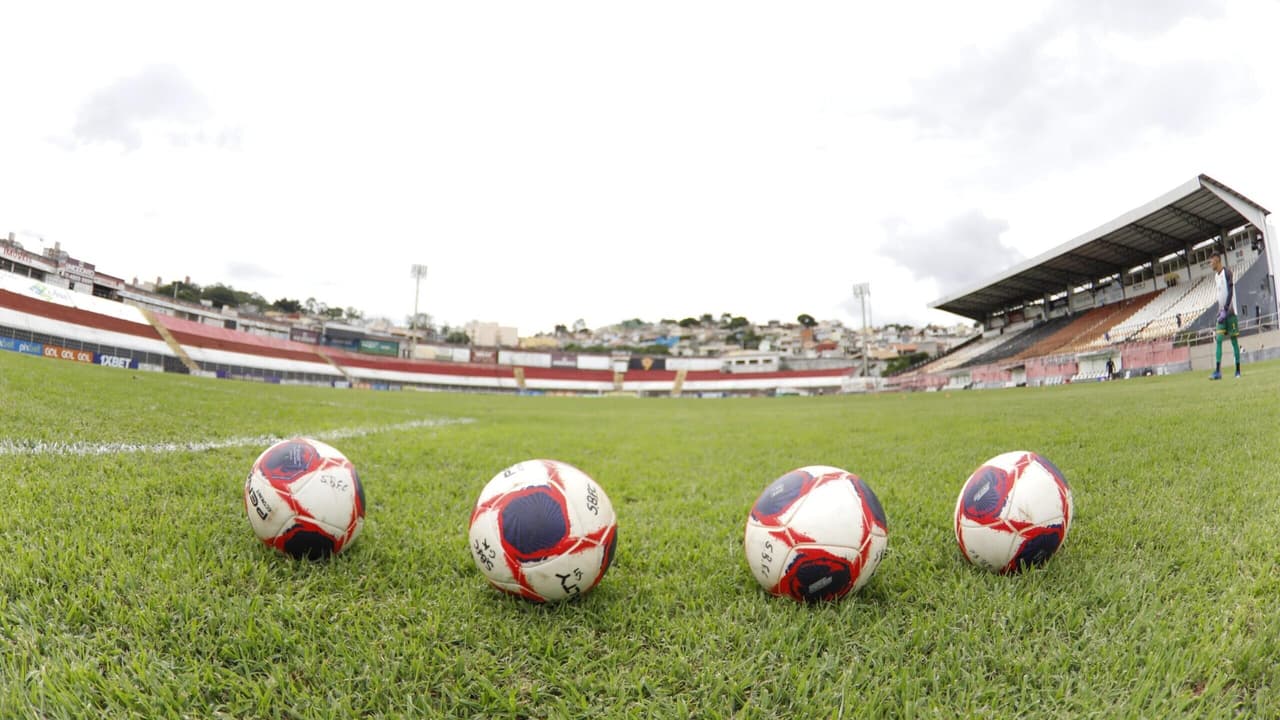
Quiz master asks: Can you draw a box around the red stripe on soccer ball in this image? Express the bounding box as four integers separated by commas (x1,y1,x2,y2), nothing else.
541,460,567,491
470,494,503,526
768,527,816,548
1010,452,1034,482
584,524,618,592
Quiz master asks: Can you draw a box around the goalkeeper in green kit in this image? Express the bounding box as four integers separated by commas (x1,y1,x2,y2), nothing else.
1209,249,1241,380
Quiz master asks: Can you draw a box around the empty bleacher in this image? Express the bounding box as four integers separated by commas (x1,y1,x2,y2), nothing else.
1064,294,1157,351
1010,295,1152,359
1104,277,1203,343
916,328,1027,374
957,315,1075,368
1129,253,1260,341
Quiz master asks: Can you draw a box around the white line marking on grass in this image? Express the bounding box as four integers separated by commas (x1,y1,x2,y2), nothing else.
0,417,474,456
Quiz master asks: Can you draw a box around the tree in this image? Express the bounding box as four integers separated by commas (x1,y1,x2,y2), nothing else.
884,351,930,375
699,313,714,326
201,284,239,309
272,298,303,313
445,330,471,345
728,328,763,349
797,313,817,328
155,281,202,303
304,297,318,315
345,307,363,321
408,313,433,331
727,316,749,330
678,317,699,328
554,324,569,336
324,307,344,320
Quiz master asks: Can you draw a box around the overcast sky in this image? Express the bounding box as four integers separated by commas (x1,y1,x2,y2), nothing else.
2,1,1277,334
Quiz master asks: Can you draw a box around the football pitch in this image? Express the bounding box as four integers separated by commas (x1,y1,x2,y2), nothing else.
1,351,1278,719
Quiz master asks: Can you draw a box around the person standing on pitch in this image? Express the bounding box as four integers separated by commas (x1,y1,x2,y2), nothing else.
1210,249,1241,380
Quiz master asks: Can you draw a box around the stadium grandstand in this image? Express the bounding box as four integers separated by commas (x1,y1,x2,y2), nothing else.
895,174,1276,390
0,240,857,397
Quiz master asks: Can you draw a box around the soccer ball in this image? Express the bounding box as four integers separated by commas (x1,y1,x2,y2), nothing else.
468,459,618,603
954,451,1073,574
744,466,888,602
244,437,366,560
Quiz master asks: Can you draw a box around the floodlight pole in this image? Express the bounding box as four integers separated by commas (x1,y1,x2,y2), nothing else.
410,264,428,359
853,283,871,378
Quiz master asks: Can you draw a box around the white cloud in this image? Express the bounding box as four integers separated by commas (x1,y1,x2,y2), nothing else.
0,1,1277,333
880,212,1022,295
63,65,239,151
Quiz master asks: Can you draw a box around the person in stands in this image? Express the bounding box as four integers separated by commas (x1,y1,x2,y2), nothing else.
1209,249,1241,380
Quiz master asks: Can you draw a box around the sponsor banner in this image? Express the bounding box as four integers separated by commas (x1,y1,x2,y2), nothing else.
0,337,45,356
291,328,320,344
627,356,666,371
500,350,551,368
60,259,96,285
322,337,360,351
0,243,57,272
550,352,577,368
43,344,95,364
97,354,139,370
471,348,497,364
358,339,400,357
93,273,126,291
577,354,611,371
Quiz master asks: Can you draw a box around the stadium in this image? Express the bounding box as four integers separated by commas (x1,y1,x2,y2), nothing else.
3,169,1279,717
900,174,1276,389
3,175,1274,396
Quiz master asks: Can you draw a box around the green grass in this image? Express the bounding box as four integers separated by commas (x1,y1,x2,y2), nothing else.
1,351,1279,718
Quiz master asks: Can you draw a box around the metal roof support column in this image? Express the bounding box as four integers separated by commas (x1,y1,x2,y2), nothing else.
1262,223,1278,320
1184,244,1194,282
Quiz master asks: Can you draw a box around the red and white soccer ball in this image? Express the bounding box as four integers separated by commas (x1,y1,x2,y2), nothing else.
244,437,366,560
954,451,1073,574
744,466,888,602
468,459,618,603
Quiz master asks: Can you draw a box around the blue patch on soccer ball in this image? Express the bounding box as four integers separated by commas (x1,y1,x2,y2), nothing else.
1012,532,1061,570
282,528,335,561
751,470,811,522
261,440,319,483
600,528,618,575
855,477,887,528
352,469,366,511
1034,453,1069,490
962,467,1009,521
786,551,852,602
500,489,569,559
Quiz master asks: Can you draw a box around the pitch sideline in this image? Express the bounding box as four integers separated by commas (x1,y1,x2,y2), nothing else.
0,417,474,456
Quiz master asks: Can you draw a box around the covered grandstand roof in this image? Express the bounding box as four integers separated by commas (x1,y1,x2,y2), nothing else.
930,174,1271,321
